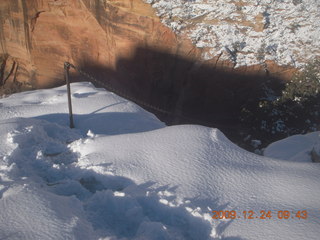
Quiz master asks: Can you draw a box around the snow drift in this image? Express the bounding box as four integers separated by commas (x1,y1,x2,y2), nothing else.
0,82,319,239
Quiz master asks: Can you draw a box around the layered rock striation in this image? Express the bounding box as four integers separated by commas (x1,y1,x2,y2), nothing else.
0,0,112,92
0,0,196,92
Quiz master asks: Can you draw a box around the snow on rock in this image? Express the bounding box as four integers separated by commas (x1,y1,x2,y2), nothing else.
264,131,320,162
145,0,320,68
0,82,320,239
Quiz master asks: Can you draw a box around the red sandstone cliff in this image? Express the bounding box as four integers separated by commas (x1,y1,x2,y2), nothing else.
0,0,193,92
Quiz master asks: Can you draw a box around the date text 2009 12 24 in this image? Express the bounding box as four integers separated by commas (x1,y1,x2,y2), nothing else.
212,210,308,220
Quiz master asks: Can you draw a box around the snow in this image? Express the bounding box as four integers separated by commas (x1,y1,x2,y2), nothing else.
264,131,320,162
0,82,319,239
145,0,320,68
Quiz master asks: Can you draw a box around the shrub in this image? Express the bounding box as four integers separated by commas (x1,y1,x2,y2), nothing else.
240,58,320,147
282,58,320,101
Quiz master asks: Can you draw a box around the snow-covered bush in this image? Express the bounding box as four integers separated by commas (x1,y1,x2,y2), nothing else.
283,58,320,101
240,58,320,146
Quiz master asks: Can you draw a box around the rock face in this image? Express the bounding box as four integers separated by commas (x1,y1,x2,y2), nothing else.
0,0,301,91
148,0,320,68
0,0,113,92
0,0,317,128
0,0,194,92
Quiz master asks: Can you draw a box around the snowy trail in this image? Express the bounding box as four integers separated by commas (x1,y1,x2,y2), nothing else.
0,118,215,239
0,82,319,239
72,124,320,240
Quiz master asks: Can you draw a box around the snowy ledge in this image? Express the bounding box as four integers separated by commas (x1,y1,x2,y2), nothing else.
0,82,319,239
145,0,320,68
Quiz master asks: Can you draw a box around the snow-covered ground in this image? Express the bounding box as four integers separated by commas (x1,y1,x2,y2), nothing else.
145,0,320,68
264,131,320,163
0,82,319,239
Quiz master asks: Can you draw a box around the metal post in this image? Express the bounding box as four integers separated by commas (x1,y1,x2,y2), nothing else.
64,62,75,128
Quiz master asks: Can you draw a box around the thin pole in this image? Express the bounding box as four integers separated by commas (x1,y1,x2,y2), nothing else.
64,62,74,128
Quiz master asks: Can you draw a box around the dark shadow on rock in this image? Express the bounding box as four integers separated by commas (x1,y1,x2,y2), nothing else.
70,46,284,147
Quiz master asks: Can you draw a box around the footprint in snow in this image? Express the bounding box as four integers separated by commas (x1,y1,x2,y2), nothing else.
3,118,232,239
